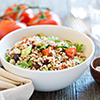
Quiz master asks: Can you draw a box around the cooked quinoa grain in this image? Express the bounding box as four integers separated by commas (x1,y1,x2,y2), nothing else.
5,33,86,71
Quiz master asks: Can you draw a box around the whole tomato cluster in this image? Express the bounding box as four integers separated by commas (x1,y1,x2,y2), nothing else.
0,4,62,40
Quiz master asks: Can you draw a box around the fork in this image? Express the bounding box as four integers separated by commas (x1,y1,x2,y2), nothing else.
66,14,100,48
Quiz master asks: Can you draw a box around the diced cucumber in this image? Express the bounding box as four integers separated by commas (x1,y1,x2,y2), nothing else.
55,40,61,42
15,63,25,69
22,60,29,67
28,60,33,67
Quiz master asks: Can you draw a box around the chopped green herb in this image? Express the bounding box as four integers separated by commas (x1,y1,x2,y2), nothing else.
48,36,51,41
36,33,47,38
15,63,25,69
5,56,13,62
55,40,61,42
45,69,48,71
64,40,72,43
68,44,72,48
51,36,56,42
48,36,61,43
50,68,53,71
46,44,50,48
33,62,36,65
74,43,84,52
28,60,33,67
40,35,42,39
80,59,84,63
64,40,72,47
56,46,60,48
56,46,68,49
22,60,29,68
39,46,46,50
5,56,10,62
61,46,68,48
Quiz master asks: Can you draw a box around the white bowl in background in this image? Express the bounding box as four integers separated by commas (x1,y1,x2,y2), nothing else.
0,25,95,91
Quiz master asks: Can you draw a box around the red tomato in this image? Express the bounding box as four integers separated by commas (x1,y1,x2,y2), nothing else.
61,65,66,69
42,48,51,56
4,4,34,24
0,20,27,40
28,10,62,26
65,47,77,59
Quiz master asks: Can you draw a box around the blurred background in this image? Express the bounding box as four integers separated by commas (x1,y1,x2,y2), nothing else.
0,0,99,26
0,0,100,43
0,0,71,20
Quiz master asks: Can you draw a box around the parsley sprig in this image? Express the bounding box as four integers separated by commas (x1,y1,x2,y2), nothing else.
74,43,84,52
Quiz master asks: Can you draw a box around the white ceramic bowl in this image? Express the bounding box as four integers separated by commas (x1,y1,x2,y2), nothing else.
0,25,95,91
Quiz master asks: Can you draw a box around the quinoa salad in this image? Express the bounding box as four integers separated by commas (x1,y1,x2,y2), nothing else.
5,33,86,71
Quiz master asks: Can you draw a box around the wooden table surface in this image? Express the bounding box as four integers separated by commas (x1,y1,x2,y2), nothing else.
0,0,100,100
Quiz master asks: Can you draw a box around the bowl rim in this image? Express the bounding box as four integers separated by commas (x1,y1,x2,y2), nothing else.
0,25,95,73
90,56,100,72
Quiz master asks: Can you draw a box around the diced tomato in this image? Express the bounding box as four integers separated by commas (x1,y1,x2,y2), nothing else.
61,64,66,69
65,47,77,59
21,38,28,44
25,38,28,43
21,41,25,44
42,48,51,56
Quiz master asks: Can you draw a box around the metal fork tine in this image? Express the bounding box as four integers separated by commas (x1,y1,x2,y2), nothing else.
70,14,91,33
74,18,89,32
73,15,87,32
66,14,85,33
66,15,78,29
69,15,84,32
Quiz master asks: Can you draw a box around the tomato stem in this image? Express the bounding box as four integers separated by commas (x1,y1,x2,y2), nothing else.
38,7,46,19
16,9,26,21
0,5,50,21
28,6,51,11
0,10,18,20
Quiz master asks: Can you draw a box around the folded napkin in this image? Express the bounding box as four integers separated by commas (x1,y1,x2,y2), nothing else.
0,68,34,100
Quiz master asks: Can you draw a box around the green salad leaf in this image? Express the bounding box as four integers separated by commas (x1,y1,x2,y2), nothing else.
64,40,72,43
55,39,61,43
36,33,47,38
22,60,29,68
74,43,84,52
15,64,25,69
